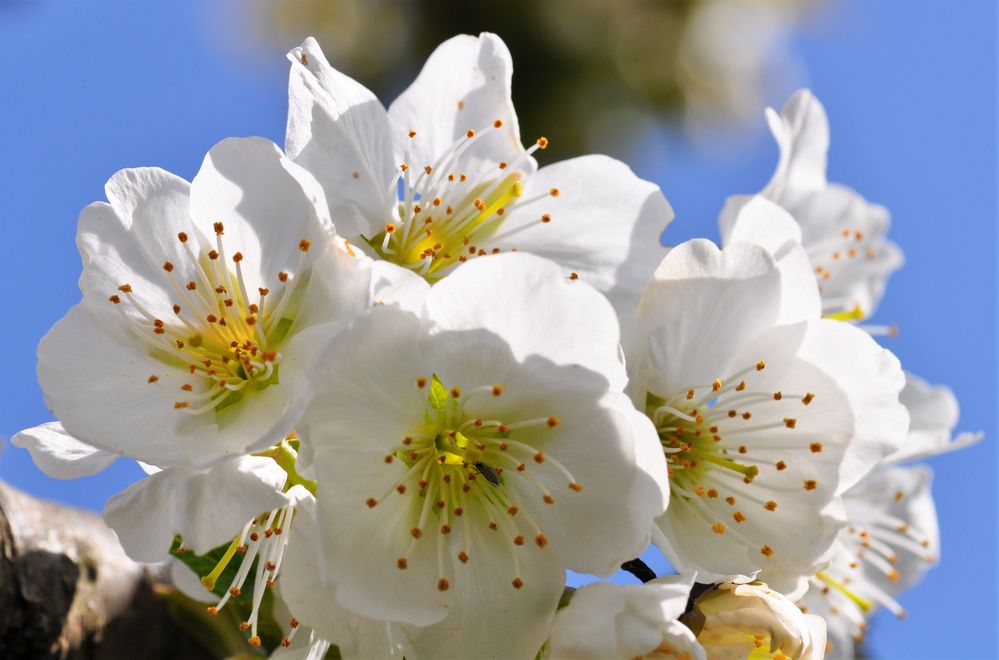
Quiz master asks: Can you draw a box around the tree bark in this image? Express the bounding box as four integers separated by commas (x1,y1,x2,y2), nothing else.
0,481,216,659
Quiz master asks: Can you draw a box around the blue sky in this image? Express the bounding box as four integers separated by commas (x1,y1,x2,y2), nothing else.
0,1,994,657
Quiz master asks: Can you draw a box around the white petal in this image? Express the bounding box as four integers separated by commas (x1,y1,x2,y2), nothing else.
388,33,532,182
403,511,565,660
904,370,960,429
762,89,829,202
295,238,374,330
494,155,674,315
516,392,668,577
312,446,450,627
883,371,983,465
189,137,332,297
804,321,908,493
103,456,288,562
169,558,217,603
39,303,301,468
549,575,704,660
744,319,908,495
634,239,781,398
718,194,821,324
424,252,627,391
369,260,431,314
299,306,427,455
11,422,118,479
801,614,828,660
279,494,410,660
79,168,198,318
286,37,396,237
39,305,214,466
719,194,802,248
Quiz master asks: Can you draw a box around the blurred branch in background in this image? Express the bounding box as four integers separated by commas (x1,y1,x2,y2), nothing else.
0,482,251,659
252,0,817,158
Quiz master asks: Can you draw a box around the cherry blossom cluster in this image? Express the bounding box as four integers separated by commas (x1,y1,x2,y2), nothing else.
14,32,980,660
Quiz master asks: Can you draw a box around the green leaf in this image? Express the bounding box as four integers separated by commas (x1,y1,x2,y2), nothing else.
428,374,449,411
160,585,252,657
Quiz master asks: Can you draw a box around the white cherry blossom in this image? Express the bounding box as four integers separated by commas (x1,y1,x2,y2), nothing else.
18,136,377,650
797,372,980,658
35,137,372,469
547,575,705,660
720,89,903,320
286,33,673,313
797,467,938,658
286,252,670,658
629,236,907,595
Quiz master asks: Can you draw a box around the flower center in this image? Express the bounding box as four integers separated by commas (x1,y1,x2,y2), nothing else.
647,360,819,553
365,123,556,281
365,374,581,592
108,223,313,415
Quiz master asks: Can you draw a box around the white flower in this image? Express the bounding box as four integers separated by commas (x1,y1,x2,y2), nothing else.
798,466,939,658
35,137,372,469
629,234,907,595
547,575,705,660
721,89,903,319
286,33,673,313
99,450,315,647
797,372,980,658
284,252,670,659
691,581,827,660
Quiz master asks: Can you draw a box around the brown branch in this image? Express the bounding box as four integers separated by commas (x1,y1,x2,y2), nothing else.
0,481,218,659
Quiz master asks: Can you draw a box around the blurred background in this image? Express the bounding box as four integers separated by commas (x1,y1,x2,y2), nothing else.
0,0,995,657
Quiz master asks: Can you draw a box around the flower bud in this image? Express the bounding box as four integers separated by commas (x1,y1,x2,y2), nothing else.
685,581,826,660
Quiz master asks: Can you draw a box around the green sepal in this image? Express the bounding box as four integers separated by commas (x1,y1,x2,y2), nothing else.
428,374,449,411
645,391,666,418
214,390,244,414
557,586,576,610
256,363,281,390
269,317,295,346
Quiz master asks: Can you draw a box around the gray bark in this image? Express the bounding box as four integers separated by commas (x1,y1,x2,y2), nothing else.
0,481,216,659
